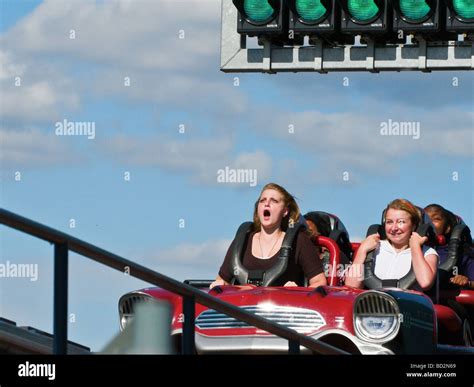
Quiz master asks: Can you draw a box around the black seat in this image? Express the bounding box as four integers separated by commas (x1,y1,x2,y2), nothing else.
229,220,307,287
438,212,472,281
304,211,352,265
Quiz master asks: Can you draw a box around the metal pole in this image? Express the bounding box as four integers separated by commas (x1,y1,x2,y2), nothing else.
289,340,300,354
182,295,195,354
53,243,68,354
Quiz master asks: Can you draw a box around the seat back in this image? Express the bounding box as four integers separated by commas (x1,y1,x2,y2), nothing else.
304,211,352,264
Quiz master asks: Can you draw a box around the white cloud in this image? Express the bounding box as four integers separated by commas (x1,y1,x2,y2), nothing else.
0,0,247,122
150,238,231,266
143,238,231,281
100,133,273,186
0,51,25,80
0,128,80,166
0,50,80,123
91,70,249,114
2,0,220,71
250,107,472,181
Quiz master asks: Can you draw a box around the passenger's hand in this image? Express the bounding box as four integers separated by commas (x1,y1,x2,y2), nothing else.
360,234,380,253
450,275,469,288
409,232,428,247
209,279,225,289
284,281,298,287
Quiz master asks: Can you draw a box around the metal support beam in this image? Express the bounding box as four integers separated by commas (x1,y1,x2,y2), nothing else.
182,296,195,355
0,208,348,355
53,243,68,355
288,340,300,354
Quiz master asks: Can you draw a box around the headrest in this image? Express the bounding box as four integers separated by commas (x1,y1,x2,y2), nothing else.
304,211,350,237
304,211,352,263
447,211,465,227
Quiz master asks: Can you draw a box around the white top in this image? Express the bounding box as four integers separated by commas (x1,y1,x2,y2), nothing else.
374,240,438,280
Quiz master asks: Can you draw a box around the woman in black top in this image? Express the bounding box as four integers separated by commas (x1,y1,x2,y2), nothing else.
210,183,326,289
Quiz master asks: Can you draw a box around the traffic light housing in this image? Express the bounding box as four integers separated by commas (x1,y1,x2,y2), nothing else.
230,0,473,43
446,0,474,33
232,0,288,36
286,0,341,37
392,0,446,39
339,0,393,38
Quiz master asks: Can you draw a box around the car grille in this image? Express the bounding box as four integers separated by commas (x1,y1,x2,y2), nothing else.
196,305,326,333
120,293,154,315
355,292,398,315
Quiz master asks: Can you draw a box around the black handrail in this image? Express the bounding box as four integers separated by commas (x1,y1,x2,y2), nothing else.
0,209,347,355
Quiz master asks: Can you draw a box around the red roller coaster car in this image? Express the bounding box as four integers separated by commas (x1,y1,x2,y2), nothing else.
119,213,474,354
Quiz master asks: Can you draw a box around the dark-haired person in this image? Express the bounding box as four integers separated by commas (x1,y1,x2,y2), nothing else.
303,212,332,269
304,211,353,268
210,183,327,289
424,204,474,290
345,199,438,291
304,212,332,241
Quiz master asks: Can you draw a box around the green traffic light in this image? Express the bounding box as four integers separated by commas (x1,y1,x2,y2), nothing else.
296,0,328,22
453,0,474,19
243,0,275,23
347,0,380,22
399,0,431,21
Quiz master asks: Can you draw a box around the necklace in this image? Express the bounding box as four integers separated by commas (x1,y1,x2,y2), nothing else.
258,231,281,259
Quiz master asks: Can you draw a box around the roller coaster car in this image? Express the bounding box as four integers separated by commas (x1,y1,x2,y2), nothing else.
118,213,474,354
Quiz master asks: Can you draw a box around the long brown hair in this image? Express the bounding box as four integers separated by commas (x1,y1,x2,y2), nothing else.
253,183,300,231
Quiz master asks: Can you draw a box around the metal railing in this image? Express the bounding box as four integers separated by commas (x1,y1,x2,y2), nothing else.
0,209,347,355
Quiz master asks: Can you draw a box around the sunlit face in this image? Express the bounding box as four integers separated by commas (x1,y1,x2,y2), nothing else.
425,208,449,236
258,189,288,229
384,208,414,247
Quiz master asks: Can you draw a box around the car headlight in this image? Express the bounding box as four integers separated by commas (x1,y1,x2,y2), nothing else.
354,291,400,344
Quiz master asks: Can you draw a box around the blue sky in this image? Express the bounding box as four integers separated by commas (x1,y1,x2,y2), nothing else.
0,0,472,352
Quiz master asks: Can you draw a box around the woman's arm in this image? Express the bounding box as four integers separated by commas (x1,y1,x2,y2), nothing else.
284,273,327,287
449,275,471,288
307,272,327,287
409,232,437,290
209,239,237,289
344,234,380,288
210,275,230,289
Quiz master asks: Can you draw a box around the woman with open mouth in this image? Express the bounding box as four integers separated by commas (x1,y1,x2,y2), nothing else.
210,183,327,289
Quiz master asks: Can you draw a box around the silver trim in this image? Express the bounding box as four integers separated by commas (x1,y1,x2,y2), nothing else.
196,305,326,334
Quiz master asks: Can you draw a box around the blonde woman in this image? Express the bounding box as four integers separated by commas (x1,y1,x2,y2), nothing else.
210,183,327,289
345,198,438,291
